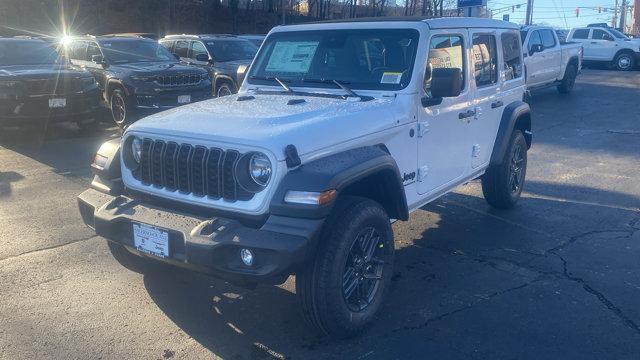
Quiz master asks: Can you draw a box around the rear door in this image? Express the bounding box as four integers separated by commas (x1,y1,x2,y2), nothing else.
468,30,501,169
569,29,593,59
417,31,472,195
539,29,562,80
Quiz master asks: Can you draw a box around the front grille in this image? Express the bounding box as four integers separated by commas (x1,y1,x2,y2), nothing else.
134,139,253,202
23,78,80,95
155,74,202,86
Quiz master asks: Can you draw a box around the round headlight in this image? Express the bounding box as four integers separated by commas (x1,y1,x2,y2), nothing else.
131,137,142,164
249,153,272,187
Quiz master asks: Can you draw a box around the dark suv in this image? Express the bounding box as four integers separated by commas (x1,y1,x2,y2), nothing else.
64,36,212,128
159,35,257,97
0,37,100,131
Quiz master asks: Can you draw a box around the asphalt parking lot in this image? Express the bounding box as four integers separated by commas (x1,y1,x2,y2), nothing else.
1,68,639,359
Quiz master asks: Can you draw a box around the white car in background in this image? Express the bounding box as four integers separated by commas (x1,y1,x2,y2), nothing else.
520,26,583,94
567,27,640,71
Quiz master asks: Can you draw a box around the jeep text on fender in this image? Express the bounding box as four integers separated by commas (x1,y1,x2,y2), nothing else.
78,17,532,338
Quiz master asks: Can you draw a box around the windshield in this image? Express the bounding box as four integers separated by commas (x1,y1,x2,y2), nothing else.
247,29,420,91
609,29,628,39
99,39,175,63
0,41,60,66
205,39,258,62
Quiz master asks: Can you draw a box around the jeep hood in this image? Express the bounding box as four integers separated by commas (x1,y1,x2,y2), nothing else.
128,93,400,161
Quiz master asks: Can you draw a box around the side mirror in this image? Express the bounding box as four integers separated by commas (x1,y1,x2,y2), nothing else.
195,53,210,62
529,44,544,56
91,55,107,67
422,68,462,107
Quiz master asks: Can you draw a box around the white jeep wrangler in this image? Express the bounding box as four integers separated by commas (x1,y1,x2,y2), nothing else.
79,17,531,337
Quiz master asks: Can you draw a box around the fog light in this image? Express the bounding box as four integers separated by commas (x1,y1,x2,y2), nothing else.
240,248,254,266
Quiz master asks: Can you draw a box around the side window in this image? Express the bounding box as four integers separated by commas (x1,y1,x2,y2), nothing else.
85,42,101,62
541,30,556,48
592,29,614,41
190,41,209,60
572,29,590,39
501,31,523,81
472,34,498,87
528,31,543,53
68,41,87,61
424,34,465,95
159,40,174,53
174,40,189,58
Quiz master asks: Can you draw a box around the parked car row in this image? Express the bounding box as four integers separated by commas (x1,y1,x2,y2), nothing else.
0,33,264,132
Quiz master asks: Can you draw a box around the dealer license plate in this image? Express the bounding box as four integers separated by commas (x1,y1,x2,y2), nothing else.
177,95,191,104
133,223,169,258
48,98,66,108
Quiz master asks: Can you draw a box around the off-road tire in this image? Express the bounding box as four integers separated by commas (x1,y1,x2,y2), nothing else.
296,196,395,338
614,52,634,71
110,88,136,130
107,240,158,273
482,130,528,209
216,82,235,97
557,63,577,94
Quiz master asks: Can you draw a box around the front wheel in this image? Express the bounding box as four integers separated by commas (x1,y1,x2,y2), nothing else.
110,89,136,129
296,197,395,338
216,82,235,97
481,130,528,209
614,52,634,71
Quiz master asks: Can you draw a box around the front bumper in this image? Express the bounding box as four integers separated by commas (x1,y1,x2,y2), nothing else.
131,82,212,112
0,88,100,126
78,188,324,284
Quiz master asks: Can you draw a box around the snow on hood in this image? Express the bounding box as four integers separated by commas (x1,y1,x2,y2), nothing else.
127,93,399,161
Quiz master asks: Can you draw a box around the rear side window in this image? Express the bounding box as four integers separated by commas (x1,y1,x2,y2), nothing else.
501,31,523,81
174,40,189,58
528,31,543,53
572,29,590,39
592,29,614,41
425,34,465,94
472,34,498,87
540,30,556,48
159,40,174,52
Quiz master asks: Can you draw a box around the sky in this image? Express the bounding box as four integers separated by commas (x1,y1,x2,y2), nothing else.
486,0,626,29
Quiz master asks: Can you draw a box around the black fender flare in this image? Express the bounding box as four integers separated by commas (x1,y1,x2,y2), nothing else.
105,79,130,105
490,101,532,166
213,74,237,92
90,138,123,195
270,146,409,221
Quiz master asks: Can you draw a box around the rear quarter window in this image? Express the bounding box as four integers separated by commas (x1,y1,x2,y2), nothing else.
572,29,590,39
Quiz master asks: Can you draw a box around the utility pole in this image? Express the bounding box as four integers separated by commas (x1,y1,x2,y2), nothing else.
619,0,627,30
525,0,534,25
613,0,619,27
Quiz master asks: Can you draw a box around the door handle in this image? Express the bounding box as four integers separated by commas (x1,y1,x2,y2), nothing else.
459,109,476,120
491,100,504,109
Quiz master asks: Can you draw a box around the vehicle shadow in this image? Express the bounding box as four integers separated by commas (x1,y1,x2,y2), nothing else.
141,181,640,359
0,171,25,197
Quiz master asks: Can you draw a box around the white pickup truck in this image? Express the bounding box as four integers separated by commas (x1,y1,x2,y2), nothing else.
521,26,583,94
567,26,640,71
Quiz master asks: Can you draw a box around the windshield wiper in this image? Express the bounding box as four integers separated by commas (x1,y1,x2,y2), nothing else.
300,78,371,101
249,75,296,93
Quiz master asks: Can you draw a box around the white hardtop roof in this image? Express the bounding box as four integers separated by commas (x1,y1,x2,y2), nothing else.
273,17,518,32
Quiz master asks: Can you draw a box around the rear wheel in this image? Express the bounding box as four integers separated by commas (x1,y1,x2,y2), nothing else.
482,130,528,209
110,88,136,130
557,63,577,94
296,197,394,338
614,52,634,71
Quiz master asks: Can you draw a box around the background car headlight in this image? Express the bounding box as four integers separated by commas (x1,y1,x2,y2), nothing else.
131,137,142,164
81,77,97,90
236,152,272,193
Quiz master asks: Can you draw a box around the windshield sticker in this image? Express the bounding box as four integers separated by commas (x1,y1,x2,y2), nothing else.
381,72,403,84
265,41,319,73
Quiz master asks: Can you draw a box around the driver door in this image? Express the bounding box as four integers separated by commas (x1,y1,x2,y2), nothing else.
417,31,473,196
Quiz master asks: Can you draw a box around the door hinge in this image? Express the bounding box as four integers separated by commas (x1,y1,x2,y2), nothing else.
417,122,430,137
417,166,429,182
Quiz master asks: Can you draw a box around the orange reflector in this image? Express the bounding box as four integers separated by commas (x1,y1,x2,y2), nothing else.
317,189,337,205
